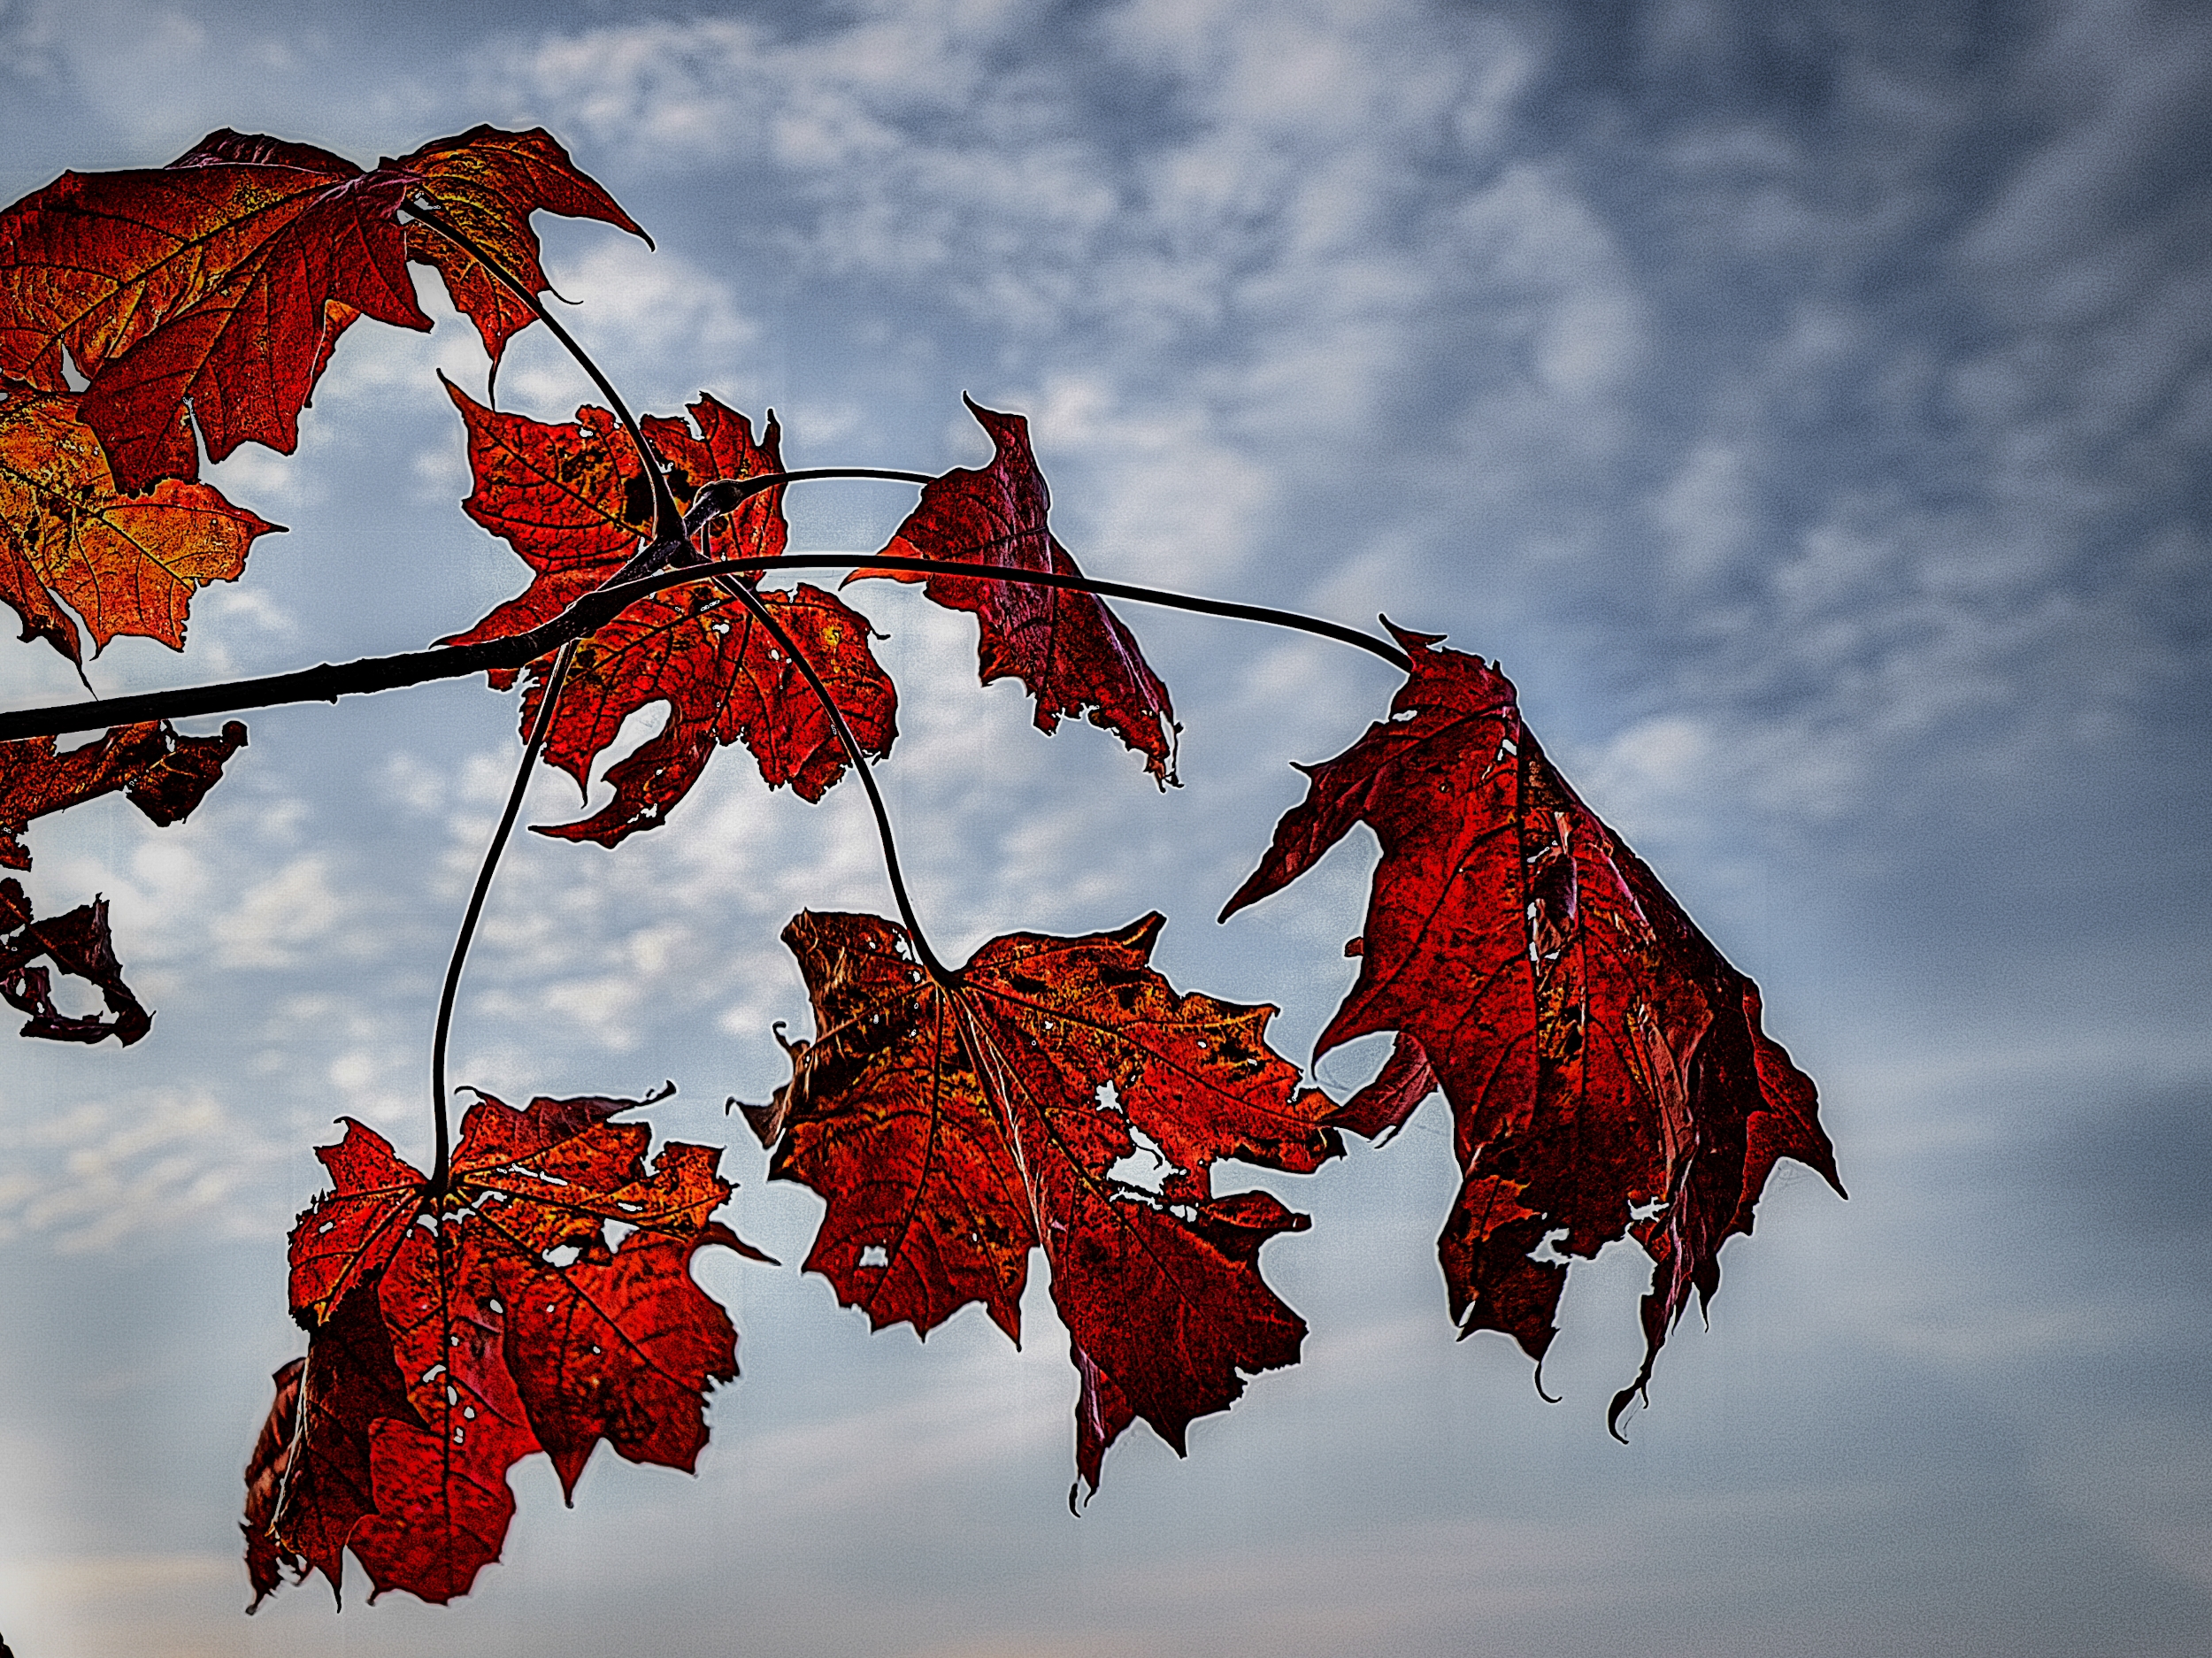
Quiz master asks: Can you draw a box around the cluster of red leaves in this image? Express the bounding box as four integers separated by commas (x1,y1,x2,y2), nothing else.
739,625,1844,1486
439,391,1176,842
0,122,633,657
1222,626,1845,1426
0,121,634,655
243,1088,764,1608
0,124,641,1039
746,910,1338,1495
0,121,1847,1612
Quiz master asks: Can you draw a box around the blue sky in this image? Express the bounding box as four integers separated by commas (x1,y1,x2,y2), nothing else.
1,1,2208,1653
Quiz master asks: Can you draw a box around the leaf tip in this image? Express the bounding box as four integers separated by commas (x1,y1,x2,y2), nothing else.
1605,1386,1639,1442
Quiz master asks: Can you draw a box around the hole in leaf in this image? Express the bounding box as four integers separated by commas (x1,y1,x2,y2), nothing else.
1107,1122,1171,1195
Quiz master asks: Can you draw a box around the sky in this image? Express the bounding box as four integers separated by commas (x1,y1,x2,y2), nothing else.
0,0,2208,1653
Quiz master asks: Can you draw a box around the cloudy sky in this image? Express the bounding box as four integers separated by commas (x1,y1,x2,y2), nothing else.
2,0,2208,1653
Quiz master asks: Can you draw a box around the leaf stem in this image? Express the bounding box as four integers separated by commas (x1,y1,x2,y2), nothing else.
426,637,578,1196
402,203,682,543
711,580,952,981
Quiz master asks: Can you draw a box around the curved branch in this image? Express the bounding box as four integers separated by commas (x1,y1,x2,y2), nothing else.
403,203,683,545
772,555,1415,672
682,470,935,535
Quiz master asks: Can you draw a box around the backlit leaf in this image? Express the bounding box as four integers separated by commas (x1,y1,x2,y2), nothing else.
438,380,895,842
0,383,278,662
855,397,1177,784
394,126,649,366
1221,625,1843,1429
757,910,1337,1493
0,127,643,491
251,1089,758,1607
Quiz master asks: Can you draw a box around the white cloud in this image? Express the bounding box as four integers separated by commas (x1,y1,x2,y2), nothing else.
0,1086,287,1251
470,0,1569,597
504,240,764,418
210,854,353,969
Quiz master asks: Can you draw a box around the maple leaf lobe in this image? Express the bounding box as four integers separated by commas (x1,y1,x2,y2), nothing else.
0,126,643,491
392,126,649,365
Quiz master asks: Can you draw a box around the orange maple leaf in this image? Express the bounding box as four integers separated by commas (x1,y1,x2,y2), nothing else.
0,384,278,662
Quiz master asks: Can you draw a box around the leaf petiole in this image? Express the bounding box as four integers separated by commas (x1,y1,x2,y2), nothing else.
401,203,683,542
425,636,579,1195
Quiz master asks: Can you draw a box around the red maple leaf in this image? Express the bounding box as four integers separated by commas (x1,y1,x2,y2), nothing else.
749,910,1338,1493
1221,625,1843,1428
1,718,246,871
853,397,1177,784
248,1088,763,1607
0,127,643,492
437,380,897,842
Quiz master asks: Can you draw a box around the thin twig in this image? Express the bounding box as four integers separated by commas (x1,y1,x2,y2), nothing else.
426,637,579,1196
403,203,682,544
714,579,952,980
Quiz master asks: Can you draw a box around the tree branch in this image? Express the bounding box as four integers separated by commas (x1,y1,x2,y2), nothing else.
0,556,1410,744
